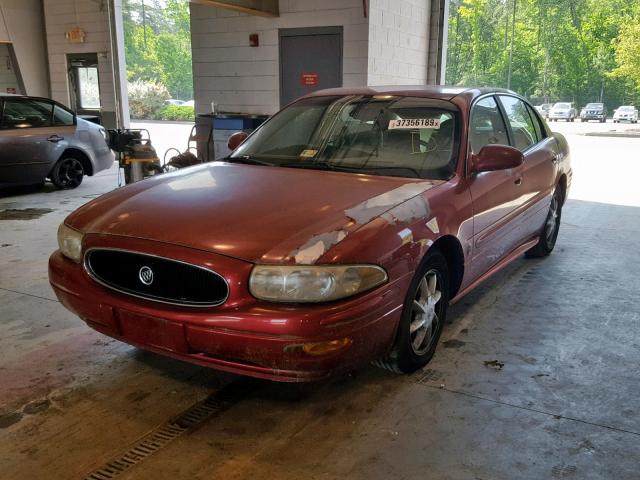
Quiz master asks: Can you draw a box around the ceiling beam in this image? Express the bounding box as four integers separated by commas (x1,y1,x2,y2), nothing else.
190,0,279,17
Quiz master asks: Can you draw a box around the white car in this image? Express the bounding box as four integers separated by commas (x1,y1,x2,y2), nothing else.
548,102,577,122
613,106,638,123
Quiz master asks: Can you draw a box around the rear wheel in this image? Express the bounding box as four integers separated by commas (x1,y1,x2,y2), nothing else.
50,156,84,189
526,188,562,258
376,251,449,374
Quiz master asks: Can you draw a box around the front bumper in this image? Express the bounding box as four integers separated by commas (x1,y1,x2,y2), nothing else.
581,113,605,120
48,237,408,382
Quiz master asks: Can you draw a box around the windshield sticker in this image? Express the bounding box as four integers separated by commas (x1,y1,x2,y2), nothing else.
299,149,318,158
389,118,440,130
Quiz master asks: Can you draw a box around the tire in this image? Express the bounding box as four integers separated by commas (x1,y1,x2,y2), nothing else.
50,156,84,189
526,188,562,258
376,251,449,374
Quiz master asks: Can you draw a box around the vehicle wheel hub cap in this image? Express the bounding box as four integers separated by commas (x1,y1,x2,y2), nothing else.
546,195,559,242
410,270,441,355
60,159,83,187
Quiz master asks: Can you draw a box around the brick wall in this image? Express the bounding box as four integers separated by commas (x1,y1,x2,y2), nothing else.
367,0,430,86
42,0,117,122
190,0,369,115
0,0,49,97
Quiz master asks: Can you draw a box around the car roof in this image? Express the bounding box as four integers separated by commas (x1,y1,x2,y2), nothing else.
304,85,518,104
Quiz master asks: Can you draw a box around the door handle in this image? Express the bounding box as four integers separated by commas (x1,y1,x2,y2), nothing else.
514,177,523,186
47,135,63,143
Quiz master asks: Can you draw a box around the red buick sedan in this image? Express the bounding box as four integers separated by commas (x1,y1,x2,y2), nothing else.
49,87,571,382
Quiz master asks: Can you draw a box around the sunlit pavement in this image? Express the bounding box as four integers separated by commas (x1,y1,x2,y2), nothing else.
551,120,640,207
1,118,639,479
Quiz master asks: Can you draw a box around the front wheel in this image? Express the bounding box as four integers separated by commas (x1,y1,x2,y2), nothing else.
376,251,449,373
50,156,84,189
526,188,562,258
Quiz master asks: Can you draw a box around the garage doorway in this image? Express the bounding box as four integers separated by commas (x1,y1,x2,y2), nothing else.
279,27,343,107
0,42,25,95
67,53,102,123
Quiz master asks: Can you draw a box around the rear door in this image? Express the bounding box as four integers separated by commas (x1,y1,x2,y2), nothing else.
0,98,73,185
468,95,527,279
279,27,343,107
497,95,557,243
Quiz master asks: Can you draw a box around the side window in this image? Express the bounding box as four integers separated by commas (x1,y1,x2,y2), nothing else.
1,99,53,129
499,95,537,151
470,96,509,154
53,105,75,126
525,104,545,141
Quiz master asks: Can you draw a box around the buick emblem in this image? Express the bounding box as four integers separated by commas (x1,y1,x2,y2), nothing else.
138,266,154,285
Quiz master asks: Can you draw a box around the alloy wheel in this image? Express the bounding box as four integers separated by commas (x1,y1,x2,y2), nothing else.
546,193,560,243
58,158,84,188
410,270,442,355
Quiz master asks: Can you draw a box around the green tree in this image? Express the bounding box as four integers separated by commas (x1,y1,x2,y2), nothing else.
123,0,193,101
446,0,640,108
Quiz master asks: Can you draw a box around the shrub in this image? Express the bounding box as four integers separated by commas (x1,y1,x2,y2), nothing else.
157,105,195,121
128,80,170,119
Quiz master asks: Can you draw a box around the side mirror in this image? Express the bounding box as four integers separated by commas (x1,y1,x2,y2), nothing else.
227,131,249,151
472,144,524,173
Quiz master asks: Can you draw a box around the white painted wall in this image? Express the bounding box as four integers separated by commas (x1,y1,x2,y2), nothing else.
190,0,369,115
0,0,49,97
367,0,430,86
42,0,118,124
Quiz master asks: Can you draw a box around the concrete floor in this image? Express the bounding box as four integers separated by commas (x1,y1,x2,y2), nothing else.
1,121,639,479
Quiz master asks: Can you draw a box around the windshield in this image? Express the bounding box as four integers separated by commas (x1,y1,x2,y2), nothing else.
554,103,571,109
619,106,635,111
585,103,603,109
230,95,460,180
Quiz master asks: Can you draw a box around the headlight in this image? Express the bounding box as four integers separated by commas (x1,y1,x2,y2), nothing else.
249,265,388,303
57,223,84,263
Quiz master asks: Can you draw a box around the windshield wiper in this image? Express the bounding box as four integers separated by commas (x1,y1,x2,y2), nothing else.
280,161,422,178
335,165,422,178
224,155,274,167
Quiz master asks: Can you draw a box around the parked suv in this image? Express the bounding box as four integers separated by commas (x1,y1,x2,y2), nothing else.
548,102,577,122
580,103,607,122
0,94,114,189
613,105,639,123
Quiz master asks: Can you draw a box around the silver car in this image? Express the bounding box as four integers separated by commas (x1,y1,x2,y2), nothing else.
0,94,114,189
548,102,577,122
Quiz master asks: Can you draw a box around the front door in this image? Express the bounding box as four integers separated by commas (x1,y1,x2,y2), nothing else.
279,27,343,107
467,95,527,281
0,98,72,186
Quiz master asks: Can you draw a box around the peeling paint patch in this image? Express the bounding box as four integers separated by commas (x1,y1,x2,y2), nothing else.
397,228,413,245
385,196,430,224
426,217,440,234
290,230,348,264
344,182,435,225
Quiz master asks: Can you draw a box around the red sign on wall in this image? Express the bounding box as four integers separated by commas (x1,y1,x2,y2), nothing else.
6,87,16,94
301,73,319,86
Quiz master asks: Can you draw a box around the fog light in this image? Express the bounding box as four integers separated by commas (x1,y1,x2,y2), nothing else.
301,338,352,356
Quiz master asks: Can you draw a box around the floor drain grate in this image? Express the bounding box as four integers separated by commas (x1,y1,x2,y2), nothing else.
84,382,247,479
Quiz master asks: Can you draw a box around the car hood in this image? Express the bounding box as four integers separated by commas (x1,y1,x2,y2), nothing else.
66,162,442,264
